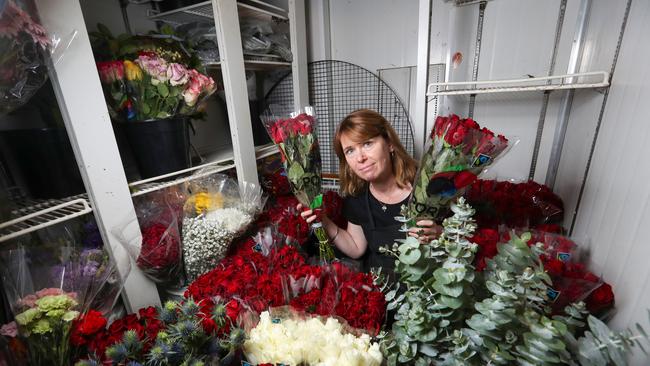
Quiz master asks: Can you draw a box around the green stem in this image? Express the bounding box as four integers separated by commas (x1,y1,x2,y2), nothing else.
312,223,334,262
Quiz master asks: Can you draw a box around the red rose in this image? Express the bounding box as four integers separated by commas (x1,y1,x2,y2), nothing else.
585,283,615,314
453,171,477,189
445,123,468,146
544,259,565,278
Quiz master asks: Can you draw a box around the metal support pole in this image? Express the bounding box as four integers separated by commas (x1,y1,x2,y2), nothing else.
289,0,310,110
468,1,487,118
413,0,432,159
545,0,591,189
211,0,258,187
34,0,160,312
528,0,567,180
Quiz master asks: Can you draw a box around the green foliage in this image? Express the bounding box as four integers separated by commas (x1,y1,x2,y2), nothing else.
381,197,650,365
380,197,479,365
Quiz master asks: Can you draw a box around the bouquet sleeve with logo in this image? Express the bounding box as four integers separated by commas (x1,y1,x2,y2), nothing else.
402,114,514,223
260,105,334,262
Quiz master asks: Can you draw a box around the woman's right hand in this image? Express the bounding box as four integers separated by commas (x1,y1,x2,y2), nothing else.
297,203,319,224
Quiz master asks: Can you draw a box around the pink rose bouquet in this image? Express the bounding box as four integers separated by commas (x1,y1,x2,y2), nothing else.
96,51,216,121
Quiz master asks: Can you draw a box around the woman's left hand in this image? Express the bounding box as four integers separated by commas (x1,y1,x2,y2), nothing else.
408,219,443,244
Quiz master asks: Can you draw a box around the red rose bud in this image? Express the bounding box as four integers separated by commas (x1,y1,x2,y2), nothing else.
453,171,477,189
462,118,480,130
433,116,449,138
586,283,615,314
445,124,468,146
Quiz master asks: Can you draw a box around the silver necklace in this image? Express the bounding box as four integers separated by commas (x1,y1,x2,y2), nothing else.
370,184,389,212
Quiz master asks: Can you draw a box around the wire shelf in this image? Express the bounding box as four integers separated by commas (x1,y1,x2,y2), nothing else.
427,71,610,97
149,0,288,25
129,143,278,197
205,59,291,71
0,198,92,243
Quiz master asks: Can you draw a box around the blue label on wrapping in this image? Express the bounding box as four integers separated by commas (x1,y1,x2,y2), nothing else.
241,362,252,366
271,318,281,324
252,243,262,252
473,154,492,167
547,288,561,302
557,252,571,262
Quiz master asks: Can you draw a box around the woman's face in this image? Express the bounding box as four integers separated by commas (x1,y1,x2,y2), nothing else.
340,132,394,183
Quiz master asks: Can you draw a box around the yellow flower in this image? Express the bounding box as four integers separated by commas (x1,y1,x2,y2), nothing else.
186,192,223,215
124,60,143,81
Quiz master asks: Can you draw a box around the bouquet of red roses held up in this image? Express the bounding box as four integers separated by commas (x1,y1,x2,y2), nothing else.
261,105,334,261
401,114,512,223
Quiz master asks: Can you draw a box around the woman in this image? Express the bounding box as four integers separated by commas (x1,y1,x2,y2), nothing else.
300,109,440,273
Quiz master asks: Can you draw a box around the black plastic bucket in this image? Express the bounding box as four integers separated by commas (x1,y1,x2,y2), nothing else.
117,117,191,179
0,128,85,198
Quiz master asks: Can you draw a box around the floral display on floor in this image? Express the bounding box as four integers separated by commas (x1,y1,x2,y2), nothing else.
3,113,649,365
379,198,642,365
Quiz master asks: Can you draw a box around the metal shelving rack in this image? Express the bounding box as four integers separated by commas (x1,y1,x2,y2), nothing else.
0,0,307,311
426,71,610,97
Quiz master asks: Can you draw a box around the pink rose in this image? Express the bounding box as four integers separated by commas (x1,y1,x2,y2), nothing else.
167,63,189,86
135,55,169,84
0,322,17,338
35,287,65,298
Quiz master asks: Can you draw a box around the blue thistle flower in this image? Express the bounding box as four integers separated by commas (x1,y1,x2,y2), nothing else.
126,362,143,366
145,344,167,366
122,329,143,353
229,327,246,347
168,342,184,364
181,298,201,318
212,302,227,327
105,343,129,363
159,306,177,324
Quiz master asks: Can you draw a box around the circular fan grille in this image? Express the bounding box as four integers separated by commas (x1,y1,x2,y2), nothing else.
265,60,414,175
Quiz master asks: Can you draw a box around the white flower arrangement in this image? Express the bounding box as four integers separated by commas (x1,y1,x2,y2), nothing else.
182,207,252,281
244,311,383,366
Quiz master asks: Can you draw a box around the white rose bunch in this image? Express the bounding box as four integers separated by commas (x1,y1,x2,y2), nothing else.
244,311,383,366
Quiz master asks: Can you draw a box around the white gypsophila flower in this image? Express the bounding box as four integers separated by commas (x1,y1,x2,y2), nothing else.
244,311,382,366
205,207,252,232
181,211,245,281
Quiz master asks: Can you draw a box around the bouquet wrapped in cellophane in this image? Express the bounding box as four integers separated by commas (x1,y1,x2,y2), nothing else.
0,230,129,366
401,114,514,225
181,172,266,282
260,105,334,261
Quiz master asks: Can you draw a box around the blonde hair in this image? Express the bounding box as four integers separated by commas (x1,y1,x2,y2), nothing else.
334,109,417,196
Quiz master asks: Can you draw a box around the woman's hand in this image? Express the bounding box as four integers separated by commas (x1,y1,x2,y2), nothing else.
408,219,442,244
297,203,320,224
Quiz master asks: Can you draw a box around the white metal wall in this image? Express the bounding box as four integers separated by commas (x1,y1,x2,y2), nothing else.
568,1,650,363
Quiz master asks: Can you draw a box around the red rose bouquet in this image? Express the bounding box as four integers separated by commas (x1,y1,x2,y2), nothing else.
261,105,334,261
185,225,385,335
402,115,512,222
471,227,614,316
465,178,564,229
115,198,182,285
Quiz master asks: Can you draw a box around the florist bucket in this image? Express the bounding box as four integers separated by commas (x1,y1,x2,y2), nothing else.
118,116,191,179
0,127,85,198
